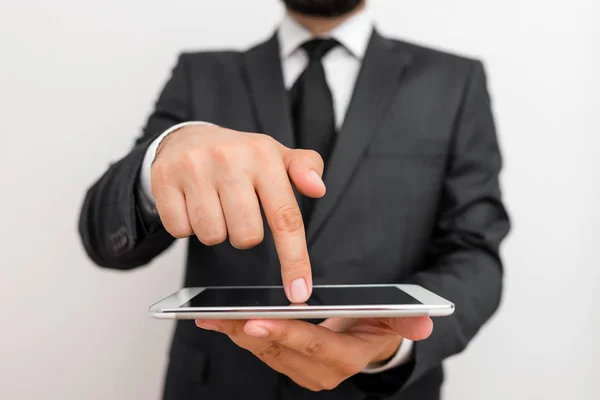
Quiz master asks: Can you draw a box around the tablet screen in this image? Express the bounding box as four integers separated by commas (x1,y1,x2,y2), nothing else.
182,286,421,308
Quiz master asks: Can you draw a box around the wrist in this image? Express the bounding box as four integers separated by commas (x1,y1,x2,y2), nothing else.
139,121,215,208
155,122,216,160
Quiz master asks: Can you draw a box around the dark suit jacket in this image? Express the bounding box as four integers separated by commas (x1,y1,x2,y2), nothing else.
79,30,510,400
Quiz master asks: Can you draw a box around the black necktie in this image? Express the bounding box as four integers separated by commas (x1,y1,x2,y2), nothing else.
290,38,339,227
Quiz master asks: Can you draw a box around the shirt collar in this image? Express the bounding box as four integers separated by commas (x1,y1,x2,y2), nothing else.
277,7,373,60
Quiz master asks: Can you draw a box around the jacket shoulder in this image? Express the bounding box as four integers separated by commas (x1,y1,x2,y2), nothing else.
177,49,243,70
385,36,483,74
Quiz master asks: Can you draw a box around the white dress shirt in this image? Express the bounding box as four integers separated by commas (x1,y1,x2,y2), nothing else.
139,8,414,373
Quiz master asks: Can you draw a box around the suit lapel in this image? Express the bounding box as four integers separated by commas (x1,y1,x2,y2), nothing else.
307,30,413,243
243,33,295,149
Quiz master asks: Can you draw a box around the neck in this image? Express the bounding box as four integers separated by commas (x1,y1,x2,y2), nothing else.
287,2,365,35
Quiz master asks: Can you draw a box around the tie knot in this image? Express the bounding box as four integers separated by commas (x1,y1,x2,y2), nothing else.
301,38,339,62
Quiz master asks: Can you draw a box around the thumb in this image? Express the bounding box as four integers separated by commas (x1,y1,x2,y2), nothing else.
283,149,326,199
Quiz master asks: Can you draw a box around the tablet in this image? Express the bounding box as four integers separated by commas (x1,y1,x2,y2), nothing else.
149,284,454,320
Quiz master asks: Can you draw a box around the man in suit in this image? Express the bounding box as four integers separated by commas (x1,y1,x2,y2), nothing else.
79,0,510,398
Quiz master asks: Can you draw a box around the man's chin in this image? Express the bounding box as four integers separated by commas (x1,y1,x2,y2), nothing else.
282,0,363,18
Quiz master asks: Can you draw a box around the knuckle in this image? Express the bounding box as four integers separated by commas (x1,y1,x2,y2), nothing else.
271,205,303,234
227,206,264,249
276,328,290,343
315,156,325,172
250,141,279,164
300,338,324,357
189,204,210,226
304,383,324,392
210,143,248,167
306,149,324,166
159,209,191,238
230,232,264,250
256,343,283,359
199,230,227,246
252,133,278,146
339,360,365,377
178,149,202,173
163,222,190,239
227,324,242,338
150,160,172,185
295,149,324,171
317,376,343,391
288,377,321,392
190,211,226,246
280,256,309,275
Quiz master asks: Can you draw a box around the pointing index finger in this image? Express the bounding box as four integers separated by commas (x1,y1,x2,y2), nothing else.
255,159,312,304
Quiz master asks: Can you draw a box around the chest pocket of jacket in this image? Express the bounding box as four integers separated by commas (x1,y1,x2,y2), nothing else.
320,133,447,275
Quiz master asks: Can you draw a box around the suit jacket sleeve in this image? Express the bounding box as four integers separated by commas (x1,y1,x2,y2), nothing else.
353,61,510,396
78,54,192,269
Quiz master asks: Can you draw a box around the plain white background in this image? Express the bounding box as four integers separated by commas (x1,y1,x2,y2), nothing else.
1,0,598,399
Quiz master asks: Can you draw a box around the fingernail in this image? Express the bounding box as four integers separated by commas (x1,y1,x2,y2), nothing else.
308,170,324,186
245,323,270,338
290,278,309,303
196,320,219,331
